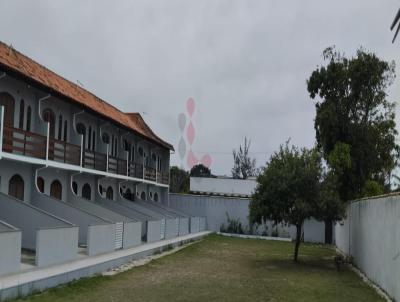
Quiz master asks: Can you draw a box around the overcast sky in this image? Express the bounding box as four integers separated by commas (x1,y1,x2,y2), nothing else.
0,1,399,175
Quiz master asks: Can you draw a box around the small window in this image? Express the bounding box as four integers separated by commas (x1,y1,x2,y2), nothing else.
18,99,24,129
92,131,96,150
154,192,159,202
149,191,153,199
114,137,118,156
152,153,157,162
140,191,146,200
26,106,32,131
50,180,62,200
72,181,78,195
88,126,92,149
106,186,114,200
123,139,130,151
63,120,68,141
37,177,44,193
82,183,91,200
99,185,103,195
138,147,144,157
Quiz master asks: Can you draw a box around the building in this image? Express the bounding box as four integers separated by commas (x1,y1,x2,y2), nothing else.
0,41,206,277
190,176,257,197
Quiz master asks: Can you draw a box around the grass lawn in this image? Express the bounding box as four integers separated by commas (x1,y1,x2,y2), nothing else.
15,234,383,302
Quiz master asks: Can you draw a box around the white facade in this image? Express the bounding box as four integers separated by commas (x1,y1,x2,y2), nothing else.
190,176,257,197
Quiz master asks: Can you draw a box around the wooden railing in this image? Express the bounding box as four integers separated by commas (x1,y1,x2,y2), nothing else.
83,149,107,171
2,126,47,159
144,166,156,182
2,126,170,185
49,138,81,165
128,162,143,179
108,156,127,175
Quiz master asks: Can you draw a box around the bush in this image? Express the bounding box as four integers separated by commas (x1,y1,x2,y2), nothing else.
219,213,244,234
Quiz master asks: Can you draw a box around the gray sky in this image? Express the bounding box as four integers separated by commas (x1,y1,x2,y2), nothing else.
0,1,399,175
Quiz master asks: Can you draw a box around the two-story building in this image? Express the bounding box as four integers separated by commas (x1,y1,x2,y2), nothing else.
0,41,205,275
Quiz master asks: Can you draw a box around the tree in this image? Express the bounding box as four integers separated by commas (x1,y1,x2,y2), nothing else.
169,166,189,194
250,143,322,261
232,137,257,179
314,172,346,244
190,164,212,178
307,47,399,201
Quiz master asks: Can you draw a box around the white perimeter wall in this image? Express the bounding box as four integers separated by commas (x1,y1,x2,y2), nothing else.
167,193,325,243
190,177,257,196
335,194,400,301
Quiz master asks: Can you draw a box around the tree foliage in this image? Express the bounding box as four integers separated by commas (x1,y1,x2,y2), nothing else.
190,164,212,178
169,166,189,194
232,137,257,179
307,47,398,201
250,143,322,261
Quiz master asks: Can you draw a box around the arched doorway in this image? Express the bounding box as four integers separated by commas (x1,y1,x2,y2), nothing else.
0,92,15,127
154,192,159,202
0,92,16,153
82,183,91,200
106,186,114,200
50,180,62,200
8,174,24,201
123,188,133,201
43,109,55,160
140,191,146,201
36,177,45,193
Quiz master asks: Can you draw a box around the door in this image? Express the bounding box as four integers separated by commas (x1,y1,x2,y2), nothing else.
50,180,62,200
8,174,24,201
114,222,124,250
106,186,114,200
0,93,15,152
82,183,91,200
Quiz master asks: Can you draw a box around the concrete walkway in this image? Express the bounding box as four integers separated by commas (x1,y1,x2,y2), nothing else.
0,231,211,301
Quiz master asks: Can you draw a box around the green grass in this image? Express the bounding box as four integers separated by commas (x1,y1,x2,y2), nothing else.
15,234,383,302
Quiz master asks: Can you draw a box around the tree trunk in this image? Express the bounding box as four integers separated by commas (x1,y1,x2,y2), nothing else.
324,219,333,244
294,224,302,262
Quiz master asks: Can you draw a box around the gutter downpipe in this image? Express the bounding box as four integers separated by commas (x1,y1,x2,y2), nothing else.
73,110,85,169
38,94,51,166
0,73,6,160
0,106,4,160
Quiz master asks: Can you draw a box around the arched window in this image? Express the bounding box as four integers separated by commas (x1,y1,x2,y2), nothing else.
154,192,159,202
72,181,78,195
37,177,45,193
82,183,91,200
111,135,115,155
63,120,68,141
9,174,24,200
26,106,32,132
138,147,144,157
106,186,114,200
92,131,96,150
18,99,24,129
50,180,62,200
58,114,62,140
88,126,92,150
140,191,146,200
114,137,118,156
130,145,135,162
43,109,55,138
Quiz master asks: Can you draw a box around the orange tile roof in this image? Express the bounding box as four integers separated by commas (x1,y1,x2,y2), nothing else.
0,41,174,150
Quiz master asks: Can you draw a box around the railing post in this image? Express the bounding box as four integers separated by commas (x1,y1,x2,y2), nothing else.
80,135,83,167
45,122,50,162
0,106,4,159
106,144,109,173
126,152,129,176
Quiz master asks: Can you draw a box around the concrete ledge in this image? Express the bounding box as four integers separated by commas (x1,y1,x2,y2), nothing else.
217,232,292,242
0,231,211,301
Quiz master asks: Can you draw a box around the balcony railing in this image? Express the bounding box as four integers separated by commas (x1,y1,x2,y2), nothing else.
1,126,169,185
3,126,47,159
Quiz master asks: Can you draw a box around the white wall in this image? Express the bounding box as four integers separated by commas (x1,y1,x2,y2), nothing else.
190,177,257,197
335,194,400,301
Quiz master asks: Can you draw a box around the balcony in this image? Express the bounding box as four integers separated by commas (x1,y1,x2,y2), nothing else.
1,126,169,185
